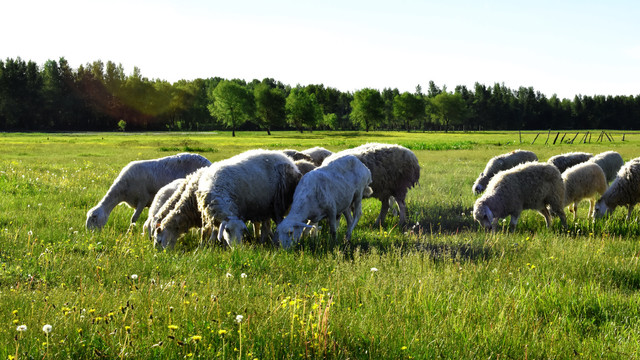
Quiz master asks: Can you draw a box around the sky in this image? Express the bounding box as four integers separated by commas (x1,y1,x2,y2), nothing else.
2,0,640,100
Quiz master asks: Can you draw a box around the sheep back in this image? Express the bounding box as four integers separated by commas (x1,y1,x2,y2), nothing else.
588,151,624,183
301,146,333,166
472,150,538,194
547,152,593,173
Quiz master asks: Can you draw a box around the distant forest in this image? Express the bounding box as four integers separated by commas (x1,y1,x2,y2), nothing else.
1,57,639,133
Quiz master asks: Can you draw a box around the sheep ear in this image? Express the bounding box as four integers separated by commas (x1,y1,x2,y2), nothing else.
485,207,493,222
217,221,227,242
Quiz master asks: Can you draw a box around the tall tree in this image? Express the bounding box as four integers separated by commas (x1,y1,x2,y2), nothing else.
208,80,255,136
350,88,384,132
428,91,469,131
393,91,425,131
285,86,322,133
254,82,286,135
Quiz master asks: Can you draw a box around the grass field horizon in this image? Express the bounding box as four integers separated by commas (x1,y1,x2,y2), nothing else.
1,131,639,359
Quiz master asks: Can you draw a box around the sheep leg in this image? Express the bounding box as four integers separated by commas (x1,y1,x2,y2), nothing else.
509,215,519,232
374,197,391,228
346,199,363,242
396,197,408,228
130,202,146,225
540,208,552,227
588,199,596,218
572,202,578,221
328,212,338,242
626,205,635,220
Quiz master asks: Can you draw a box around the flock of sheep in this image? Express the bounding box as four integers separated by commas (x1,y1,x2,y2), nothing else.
471,149,640,231
85,143,420,249
85,143,640,249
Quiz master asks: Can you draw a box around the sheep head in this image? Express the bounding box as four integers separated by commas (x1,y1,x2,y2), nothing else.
276,220,314,249
86,206,108,230
593,199,611,219
472,173,486,195
217,218,247,247
153,222,179,250
473,203,495,230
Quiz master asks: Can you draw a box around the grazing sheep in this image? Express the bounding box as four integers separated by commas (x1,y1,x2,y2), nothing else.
594,158,640,220
473,162,566,231
588,151,624,183
152,167,211,249
472,150,538,194
301,146,333,166
326,143,420,228
276,154,372,249
191,149,302,248
294,159,317,175
562,162,608,219
86,153,211,230
142,178,185,239
281,149,314,163
547,152,593,173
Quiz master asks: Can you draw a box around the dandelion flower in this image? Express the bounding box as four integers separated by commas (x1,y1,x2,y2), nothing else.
168,325,179,330
218,329,227,335
42,324,52,334
131,274,138,280
370,267,378,272
401,346,408,350
16,325,27,332
240,273,247,278
235,315,244,323
191,335,202,342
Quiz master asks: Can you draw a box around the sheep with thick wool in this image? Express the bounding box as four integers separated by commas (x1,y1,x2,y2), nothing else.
276,154,372,249
294,159,317,175
562,162,608,219
281,149,314,163
547,152,593,173
472,150,538,194
473,162,566,231
152,167,210,249
301,146,333,166
594,157,640,220
86,153,211,230
587,151,624,183
325,143,419,227
193,149,302,248
142,178,185,239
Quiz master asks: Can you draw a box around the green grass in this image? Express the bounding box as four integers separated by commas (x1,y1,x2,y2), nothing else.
1,130,640,359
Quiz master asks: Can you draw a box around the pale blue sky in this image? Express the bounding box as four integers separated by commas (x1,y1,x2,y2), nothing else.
3,0,640,99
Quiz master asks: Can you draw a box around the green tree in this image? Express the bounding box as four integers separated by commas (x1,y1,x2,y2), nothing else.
208,80,255,137
428,91,469,131
254,82,286,135
393,92,425,131
285,86,322,133
350,88,384,132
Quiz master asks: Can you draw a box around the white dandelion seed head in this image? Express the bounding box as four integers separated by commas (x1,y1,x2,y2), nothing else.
28,230,33,237
130,274,138,280
17,325,27,332
235,315,243,323
370,267,378,272
42,324,52,334
226,273,233,278
240,273,247,278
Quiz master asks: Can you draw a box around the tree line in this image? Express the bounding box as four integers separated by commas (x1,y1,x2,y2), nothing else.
1,57,639,133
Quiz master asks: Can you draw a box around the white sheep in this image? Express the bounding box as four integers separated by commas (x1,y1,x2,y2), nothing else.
562,162,607,219
142,178,184,239
152,167,211,249
301,146,333,166
594,157,640,220
86,153,211,230
473,162,566,231
325,143,420,228
547,152,593,173
587,151,624,183
276,154,372,249
472,150,538,194
281,149,314,163
191,149,302,248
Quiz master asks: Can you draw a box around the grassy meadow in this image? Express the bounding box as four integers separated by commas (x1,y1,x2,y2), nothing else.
1,130,640,359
